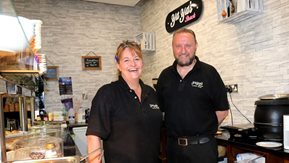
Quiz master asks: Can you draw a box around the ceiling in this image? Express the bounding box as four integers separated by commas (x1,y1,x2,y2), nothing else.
82,0,141,6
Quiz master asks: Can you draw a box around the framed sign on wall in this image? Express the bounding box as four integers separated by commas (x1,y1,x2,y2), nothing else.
82,55,102,70
45,66,58,80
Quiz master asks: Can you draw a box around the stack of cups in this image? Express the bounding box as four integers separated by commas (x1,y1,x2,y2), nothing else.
284,115,289,149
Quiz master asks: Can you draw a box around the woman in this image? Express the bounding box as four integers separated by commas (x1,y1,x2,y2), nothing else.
86,40,162,163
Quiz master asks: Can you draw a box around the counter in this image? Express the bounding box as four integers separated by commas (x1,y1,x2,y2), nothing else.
216,130,289,163
66,122,87,133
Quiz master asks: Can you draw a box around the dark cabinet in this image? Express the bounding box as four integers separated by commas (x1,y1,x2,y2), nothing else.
216,132,289,163
1,95,35,131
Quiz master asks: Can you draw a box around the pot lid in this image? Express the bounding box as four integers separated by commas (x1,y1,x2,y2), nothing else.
259,94,289,100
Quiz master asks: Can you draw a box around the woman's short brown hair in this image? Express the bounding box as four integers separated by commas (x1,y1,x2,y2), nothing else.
115,40,142,63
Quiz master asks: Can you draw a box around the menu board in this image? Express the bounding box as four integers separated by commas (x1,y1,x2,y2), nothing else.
82,56,101,70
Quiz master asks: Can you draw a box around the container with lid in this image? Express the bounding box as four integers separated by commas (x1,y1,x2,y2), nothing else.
254,94,289,141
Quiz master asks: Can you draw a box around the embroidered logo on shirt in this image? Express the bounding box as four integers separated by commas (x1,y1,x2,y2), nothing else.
191,81,203,88
150,104,160,110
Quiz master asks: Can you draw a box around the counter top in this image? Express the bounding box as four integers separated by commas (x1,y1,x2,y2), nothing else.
66,122,87,133
67,122,88,128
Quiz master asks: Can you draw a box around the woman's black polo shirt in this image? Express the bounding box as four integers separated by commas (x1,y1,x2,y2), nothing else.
86,76,162,163
156,56,229,138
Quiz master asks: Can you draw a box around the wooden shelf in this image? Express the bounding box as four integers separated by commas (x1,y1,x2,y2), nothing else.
4,111,31,113
0,70,39,73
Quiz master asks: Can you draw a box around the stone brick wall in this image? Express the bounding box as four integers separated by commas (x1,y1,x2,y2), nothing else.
140,0,289,124
13,0,141,112
12,0,289,125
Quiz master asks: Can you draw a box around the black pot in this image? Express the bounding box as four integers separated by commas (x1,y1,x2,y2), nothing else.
254,97,289,141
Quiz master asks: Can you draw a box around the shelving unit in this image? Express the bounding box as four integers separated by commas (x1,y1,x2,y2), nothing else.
216,0,263,23
135,32,156,53
1,95,34,129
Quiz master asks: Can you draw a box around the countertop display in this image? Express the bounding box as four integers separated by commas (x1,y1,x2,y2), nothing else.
4,127,81,162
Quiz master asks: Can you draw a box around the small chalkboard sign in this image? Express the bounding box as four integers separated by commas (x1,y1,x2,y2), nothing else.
82,56,102,70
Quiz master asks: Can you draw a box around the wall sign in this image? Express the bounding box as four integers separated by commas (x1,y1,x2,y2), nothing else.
82,56,102,70
45,66,58,80
165,0,203,33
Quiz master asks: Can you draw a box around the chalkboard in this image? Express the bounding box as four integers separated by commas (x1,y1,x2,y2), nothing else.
82,56,102,70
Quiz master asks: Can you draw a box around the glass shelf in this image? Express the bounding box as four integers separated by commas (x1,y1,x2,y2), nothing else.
0,72,39,91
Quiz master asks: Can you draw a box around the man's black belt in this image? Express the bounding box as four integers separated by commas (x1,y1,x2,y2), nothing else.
176,135,211,146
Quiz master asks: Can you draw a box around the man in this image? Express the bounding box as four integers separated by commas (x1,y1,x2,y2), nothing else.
156,28,229,163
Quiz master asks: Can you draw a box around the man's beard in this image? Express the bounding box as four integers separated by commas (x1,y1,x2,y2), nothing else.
176,55,195,67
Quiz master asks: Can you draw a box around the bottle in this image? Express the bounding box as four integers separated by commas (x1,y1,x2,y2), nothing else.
85,108,90,123
77,107,86,123
39,109,48,121
67,108,75,124
27,118,31,129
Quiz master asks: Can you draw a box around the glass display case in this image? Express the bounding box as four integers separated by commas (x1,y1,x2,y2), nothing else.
11,135,63,161
0,0,41,162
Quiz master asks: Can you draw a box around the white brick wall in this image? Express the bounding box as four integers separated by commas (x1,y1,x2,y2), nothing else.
13,0,141,112
140,0,289,125
12,0,289,125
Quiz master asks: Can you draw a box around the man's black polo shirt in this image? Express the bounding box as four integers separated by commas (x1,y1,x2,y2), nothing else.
156,56,229,138
86,76,162,163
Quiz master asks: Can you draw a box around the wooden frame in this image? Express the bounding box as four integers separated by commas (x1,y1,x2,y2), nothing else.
45,66,58,80
82,56,102,70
